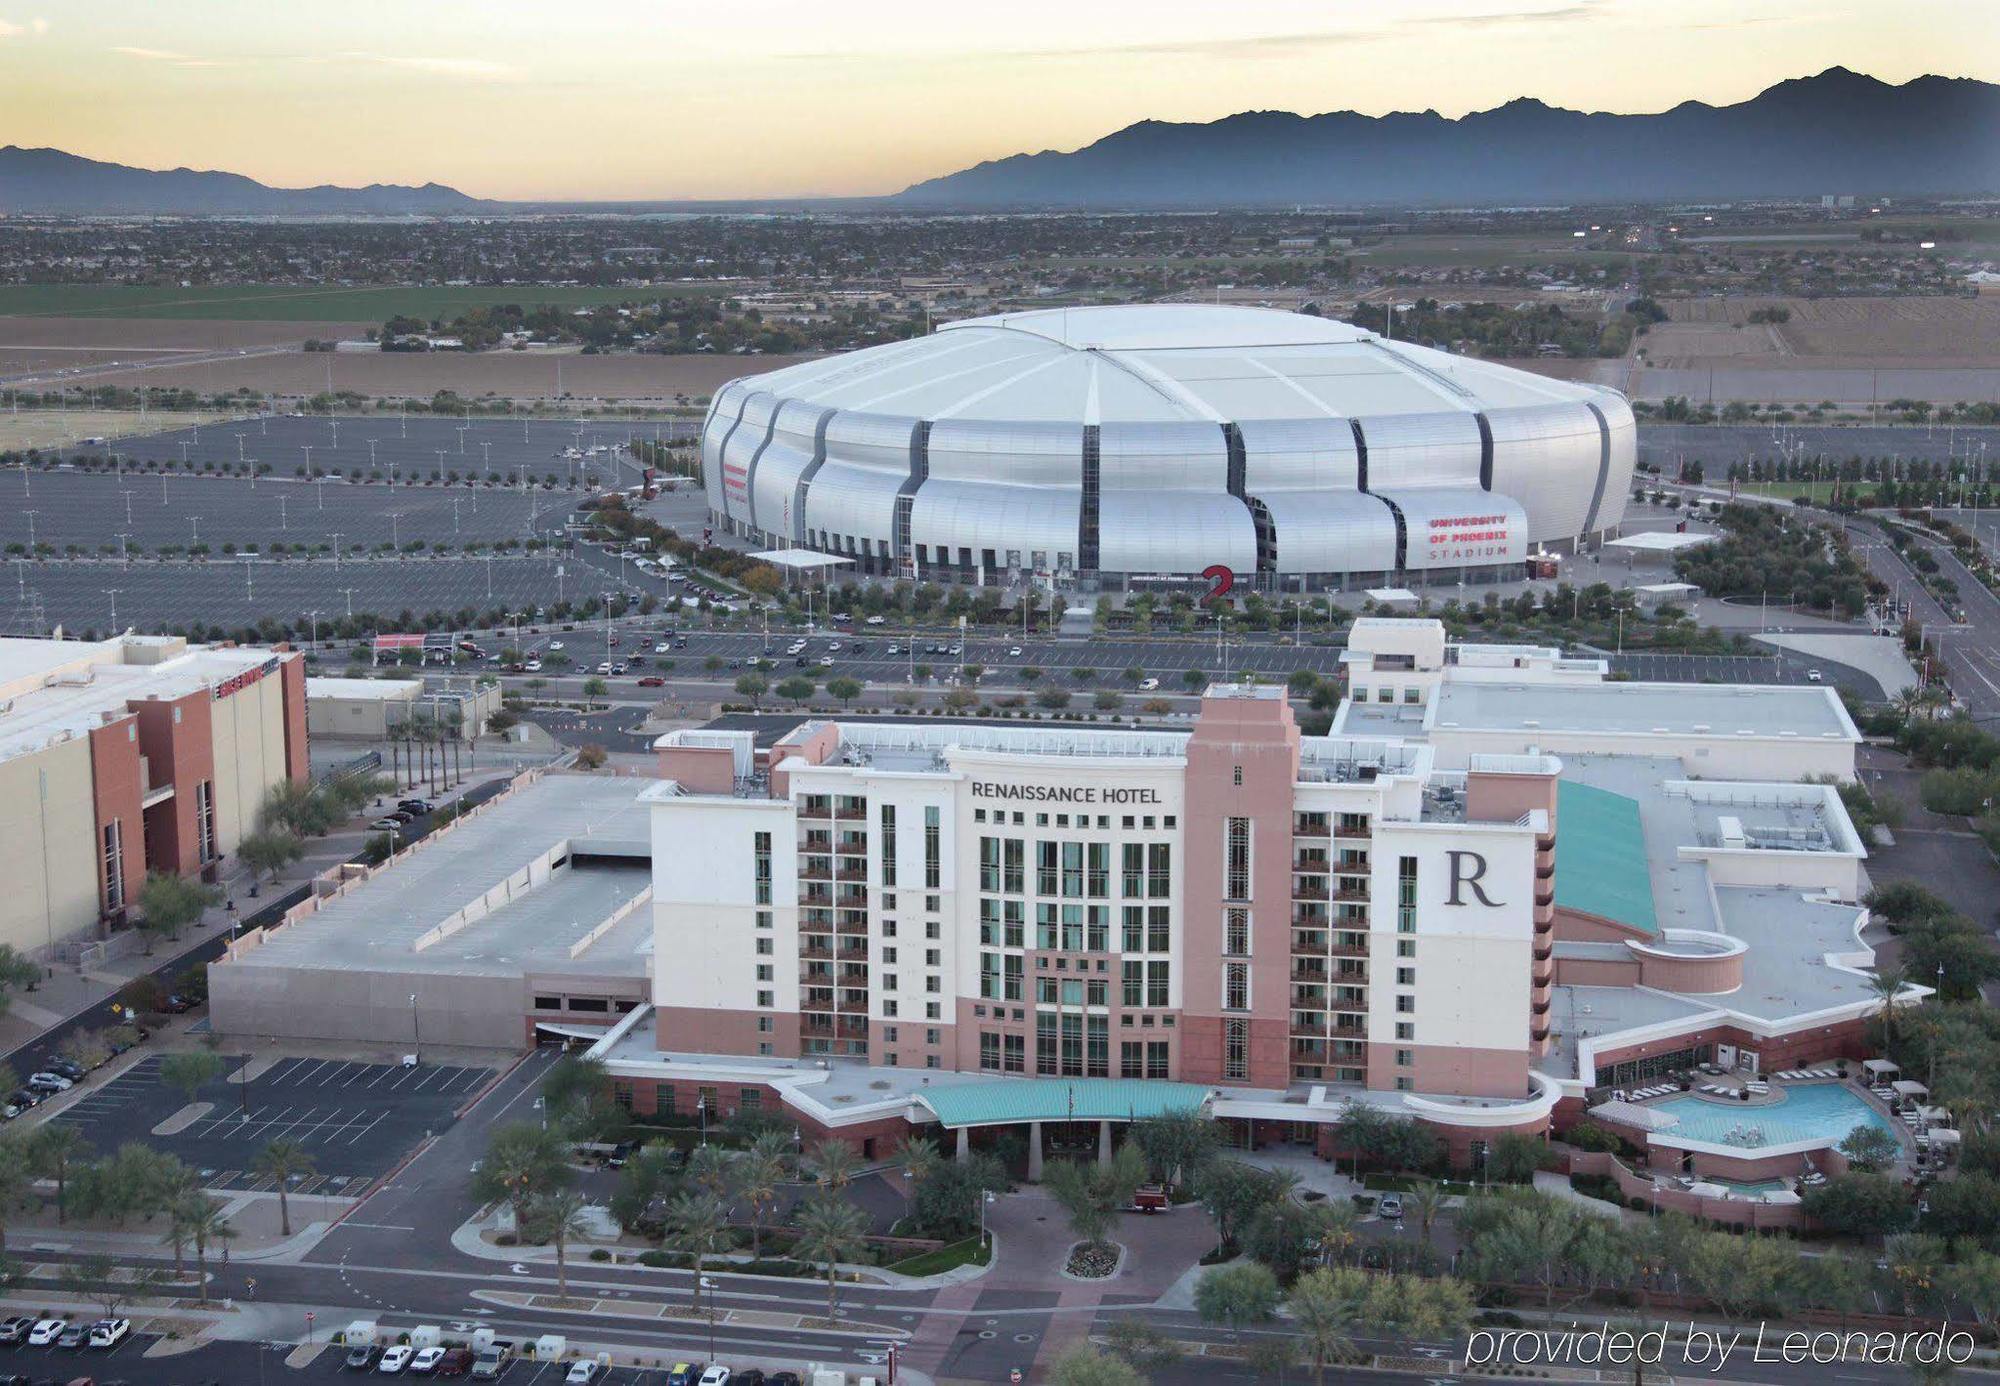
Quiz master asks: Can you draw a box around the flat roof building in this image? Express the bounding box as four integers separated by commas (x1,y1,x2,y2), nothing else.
0,633,308,961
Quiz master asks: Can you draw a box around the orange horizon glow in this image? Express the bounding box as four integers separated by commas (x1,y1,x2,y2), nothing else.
0,1,1992,201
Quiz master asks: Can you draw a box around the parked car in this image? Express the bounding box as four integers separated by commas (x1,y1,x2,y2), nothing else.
27,1073,72,1095
667,1365,704,1386
1807,668,1824,682
1378,1193,1405,1220
48,1060,85,1081
565,1361,603,1385
379,1343,414,1373
548,640,565,651
0,1315,35,1344
160,994,197,1014
636,676,665,688
368,818,406,833
409,1346,446,1374
87,1319,128,1349
611,662,629,676
27,1319,65,1346
56,1323,86,1349
766,1373,802,1386
1138,677,1160,691
6,1091,35,1111
398,799,435,815
346,1343,382,1370
698,1367,732,1386
469,1342,511,1380
434,1348,474,1377
1009,646,1023,657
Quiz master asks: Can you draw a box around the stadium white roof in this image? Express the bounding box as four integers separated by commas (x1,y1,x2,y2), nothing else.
741,304,1614,426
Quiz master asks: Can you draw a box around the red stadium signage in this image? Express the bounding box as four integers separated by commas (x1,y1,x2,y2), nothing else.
1424,511,1517,565
212,655,283,701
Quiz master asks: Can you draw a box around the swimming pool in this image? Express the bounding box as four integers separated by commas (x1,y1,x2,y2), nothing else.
1651,1084,1896,1149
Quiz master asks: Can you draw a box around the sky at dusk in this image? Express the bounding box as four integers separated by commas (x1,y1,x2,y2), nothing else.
0,0,1993,201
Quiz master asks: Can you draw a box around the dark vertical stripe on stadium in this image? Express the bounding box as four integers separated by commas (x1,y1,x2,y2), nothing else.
1350,419,1370,493
1581,402,1612,538
1222,423,1246,497
740,395,780,540
1079,424,1101,573
894,419,928,571
792,407,835,548
708,390,752,530
1379,494,1410,572
1223,423,1272,576
1475,412,1494,492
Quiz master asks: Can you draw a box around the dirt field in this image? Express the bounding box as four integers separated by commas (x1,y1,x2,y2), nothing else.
65,349,823,404
0,409,232,450
0,316,360,349
0,283,705,321
1656,296,2000,366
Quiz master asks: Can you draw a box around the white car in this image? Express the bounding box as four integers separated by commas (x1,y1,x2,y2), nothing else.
827,641,842,652
1009,646,1023,657
886,643,900,655
566,1362,603,1384
595,661,614,674
698,1368,732,1386
524,659,542,672
27,1318,64,1345
27,1072,72,1093
379,1343,414,1373
89,1318,130,1349
1806,668,1824,682
654,642,670,654
410,1346,446,1373
1138,677,1160,691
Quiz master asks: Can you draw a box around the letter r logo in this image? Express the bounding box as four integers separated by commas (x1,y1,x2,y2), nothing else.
1445,850,1501,907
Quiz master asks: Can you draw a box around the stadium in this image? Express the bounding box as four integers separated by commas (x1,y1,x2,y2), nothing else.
701,305,1636,589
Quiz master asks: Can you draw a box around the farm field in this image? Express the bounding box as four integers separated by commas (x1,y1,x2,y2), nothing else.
0,282,729,321
1659,295,2000,364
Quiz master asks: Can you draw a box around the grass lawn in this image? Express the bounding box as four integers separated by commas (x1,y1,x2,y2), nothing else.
0,408,232,450
0,283,714,322
1721,480,1887,503
1361,1174,1485,1195
884,1236,991,1277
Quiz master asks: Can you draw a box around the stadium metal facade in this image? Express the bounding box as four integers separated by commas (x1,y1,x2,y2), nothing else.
700,305,1636,590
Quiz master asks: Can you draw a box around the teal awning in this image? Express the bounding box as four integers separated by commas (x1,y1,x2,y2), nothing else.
1554,779,1658,935
917,1078,1212,1128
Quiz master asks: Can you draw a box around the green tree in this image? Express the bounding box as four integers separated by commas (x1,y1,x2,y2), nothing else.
177,1192,235,1303
734,672,768,707
1288,1266,1369,1383
531,1186,593,1302
1485,1132,1547,1185
1048,1344,1143,1386
792,1191,870,1321
253,1137,315,1237
1182,668,1207,691
1099,1318,1183,1375
28,1124,87,1225
1868,966,1907,1045
136,872,220,950
663,1189,728,1314
1128,1111,1217,1188
159,1050,225,1106
1044,1144,1147,1250
1194,1260,1281,1329
826,676,863,708
685,1143,738,1202
776,675,816,707
1838,1123,1902,1172
808,1137,859,1192
471,1121,572,1229
236,828,305,883
1194,1160,1278,1252
541,1055,620,1139
0,946,40,1014
735,1143,788,1259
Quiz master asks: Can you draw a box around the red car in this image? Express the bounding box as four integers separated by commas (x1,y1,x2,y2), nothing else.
436,1347,475,1377
636,676,665,688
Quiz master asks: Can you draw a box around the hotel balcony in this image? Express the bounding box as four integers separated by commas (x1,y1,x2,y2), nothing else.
1333,884,1371,903
1292,879,1329,902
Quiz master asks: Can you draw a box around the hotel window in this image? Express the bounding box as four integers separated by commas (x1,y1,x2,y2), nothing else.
1086,1016,1109,1077
1121,906,1144,953
1224,907,1250,957
1087,979,1108,1007
1062,1013,1084,1075
1086,842,1109,897
1061,842,1084,897
1038,841,1060,895
1223,1019,1248,1080
1061,904,1084,952
980,837,1002,892
755,937,772,956
101,821,125,912
757,991,773,1008
1225,818,1251,901
1146,960,1171,1008
1038,977,1059,1005
755,965,772,982
979,900,1001,946
1395,1022,1414,1040
1146,1041,1170,1079
1147,843,1172,898
1396,966,1415,986
925,976,941,993
1223,962,1249,1012
1397,939,1416,958
1004,900,1024,947
1003,1033,1025,1072
1396,994,1415,1014
752,831,772,906
1122,843,1144,897
925,948,941,966
884,973,899,992
1148,907,1171,953
1395,1048,1414,1067
1122,960,1144,1007
924,806,940,888
1397,855,1418,933
879,804,897,885
981,953,1001,1000
756,911,772,930
1086,906,1109,952
1036,903,1058,950
757,1016,773,1033
1004,955,1023,1000
1121,1041,1144,1078
1036,1013,1058,1074
1061,979,1085,1007
1004,838,1024,893
980,1032,1001,1071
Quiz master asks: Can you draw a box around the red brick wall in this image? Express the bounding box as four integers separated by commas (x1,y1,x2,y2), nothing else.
617,1077,915,1159
131,690,215,876
278,654,310,784
88,716,145,921
1588,1018,1871,1084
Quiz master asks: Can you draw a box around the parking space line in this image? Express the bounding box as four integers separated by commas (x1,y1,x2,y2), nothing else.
343,1064,379,1088
345,1109,389,1147
365,1066,396,1089
291,1059,331,1085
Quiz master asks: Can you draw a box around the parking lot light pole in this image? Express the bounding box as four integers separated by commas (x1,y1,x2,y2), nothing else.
410,993,421,1065
699,1275,717,1358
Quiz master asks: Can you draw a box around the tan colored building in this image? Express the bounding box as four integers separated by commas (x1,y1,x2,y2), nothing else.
0,634,309,961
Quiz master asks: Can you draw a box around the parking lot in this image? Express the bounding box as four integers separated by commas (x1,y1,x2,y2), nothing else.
67,415,678,484
1606,647,1874,697
48,1054,493,1193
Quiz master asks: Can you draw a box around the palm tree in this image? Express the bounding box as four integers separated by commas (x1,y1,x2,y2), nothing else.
894,1136,942,1197
664,1191,728,1318
685,1144,738,1202
735,1146,787,1259
1410,1181,1450,1246
808,1138,859,1193
28,1124,87,1226
537,1187,592,1302
1869,967,1907,1045
792,1192,869,1322
254,1138,315,1237
178,1193,235,1303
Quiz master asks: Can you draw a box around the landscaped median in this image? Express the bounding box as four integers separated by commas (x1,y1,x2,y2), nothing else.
470,1287,909,1341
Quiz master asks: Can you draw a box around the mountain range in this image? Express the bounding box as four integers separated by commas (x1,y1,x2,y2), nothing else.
0,146,490,215
897,68,2000,208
